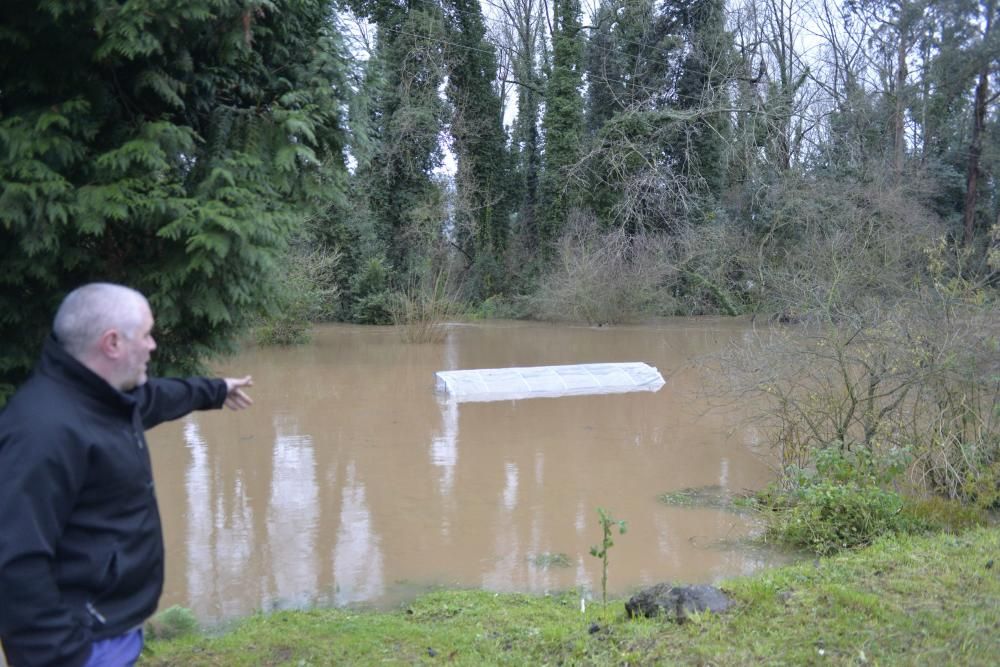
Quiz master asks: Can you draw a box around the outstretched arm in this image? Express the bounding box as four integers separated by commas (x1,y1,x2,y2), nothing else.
138,374,252,428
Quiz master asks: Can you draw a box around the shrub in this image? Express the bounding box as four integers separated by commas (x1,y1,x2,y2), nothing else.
349,257,394,324
472,294,528,320
745,173,942,320
721,282,998,504
391,271,459,344
530,213,678,324
255,243,341,345
145,605,198,640
671,219,755,315
765,480,915,556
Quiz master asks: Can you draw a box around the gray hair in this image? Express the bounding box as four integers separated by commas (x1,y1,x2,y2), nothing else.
53,283,149,358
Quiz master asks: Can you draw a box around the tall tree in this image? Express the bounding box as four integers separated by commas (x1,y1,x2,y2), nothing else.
670,0,734,196
585,0,670,133
497,0,546,253
0,0,349,400
847,0,930,175
442,0,512,294
961,0,999,246
349,1,447,278
539,0,587,251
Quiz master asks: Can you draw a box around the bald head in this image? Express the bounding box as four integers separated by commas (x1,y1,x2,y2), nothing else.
53,283,150,359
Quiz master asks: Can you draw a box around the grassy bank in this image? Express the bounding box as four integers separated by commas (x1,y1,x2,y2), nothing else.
142,527,999,665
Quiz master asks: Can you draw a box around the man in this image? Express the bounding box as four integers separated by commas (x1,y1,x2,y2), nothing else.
0,283,254,667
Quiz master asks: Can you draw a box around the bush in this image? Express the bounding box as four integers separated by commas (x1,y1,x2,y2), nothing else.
145,605,198,640
721,280,998,504
349,257,394,324
255,244,341,345
765,480,916,555
671,219,755,315
472,294,528,320
391,271,459,343
529,212,678,324
745,172,942,320
756,447,935,556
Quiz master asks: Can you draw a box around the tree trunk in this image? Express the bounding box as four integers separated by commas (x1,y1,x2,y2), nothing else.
963,2,994,247
894,33,908,174
962,68,988,246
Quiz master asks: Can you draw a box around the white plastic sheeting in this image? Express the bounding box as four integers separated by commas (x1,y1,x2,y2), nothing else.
435,362,665,403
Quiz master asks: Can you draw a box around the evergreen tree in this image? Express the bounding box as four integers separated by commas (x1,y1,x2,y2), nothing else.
582,0,677,229
539,0,586,252
0,0,350,400
349,0,447,284
497,0,546,259
585,0,670,133
442,0,512,295
668,0,733,197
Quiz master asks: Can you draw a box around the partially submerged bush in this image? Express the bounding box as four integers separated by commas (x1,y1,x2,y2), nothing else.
764,480,915,556
722,280,998,506
671,219,755,315
391,271,459,343
349,256,394,324
755,446,923,555
255,243,341,345
530,212,679,324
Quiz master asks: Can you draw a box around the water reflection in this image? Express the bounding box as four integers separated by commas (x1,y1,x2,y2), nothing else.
146,319,793,623
183,418,256,619
431,396,458,497
267,415,318,610
332,463,384,605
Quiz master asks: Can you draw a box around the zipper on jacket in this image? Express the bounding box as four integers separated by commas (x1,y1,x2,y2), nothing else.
86,601,107,625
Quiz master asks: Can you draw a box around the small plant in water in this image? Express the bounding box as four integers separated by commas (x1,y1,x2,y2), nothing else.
392,269,457,344
589,507,627,608
529,552,572,568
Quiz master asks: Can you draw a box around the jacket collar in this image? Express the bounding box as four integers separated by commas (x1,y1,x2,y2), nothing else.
37,334,137,412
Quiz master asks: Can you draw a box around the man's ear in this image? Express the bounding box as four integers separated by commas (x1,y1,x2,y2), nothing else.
97,329,124,359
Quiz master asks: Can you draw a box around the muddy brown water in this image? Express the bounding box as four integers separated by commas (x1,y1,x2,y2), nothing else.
147,318,785,624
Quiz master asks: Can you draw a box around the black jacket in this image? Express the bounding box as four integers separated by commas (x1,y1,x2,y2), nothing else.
0,336,227,667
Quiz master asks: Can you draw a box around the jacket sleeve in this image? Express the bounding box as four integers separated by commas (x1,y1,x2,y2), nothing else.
136,377,228,430
0,418,94,667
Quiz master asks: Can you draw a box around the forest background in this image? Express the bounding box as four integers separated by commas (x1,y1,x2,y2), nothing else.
1,0,998,551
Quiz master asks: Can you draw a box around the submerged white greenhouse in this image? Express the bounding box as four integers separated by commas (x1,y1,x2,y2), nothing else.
434,362,665,403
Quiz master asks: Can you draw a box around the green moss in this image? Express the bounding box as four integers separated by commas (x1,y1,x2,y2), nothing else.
143,528,1000,666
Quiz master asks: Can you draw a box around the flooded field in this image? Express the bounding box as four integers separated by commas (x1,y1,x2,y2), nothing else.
147,319,786,623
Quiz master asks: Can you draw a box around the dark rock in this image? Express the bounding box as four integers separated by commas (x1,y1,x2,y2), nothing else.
625,584,734,623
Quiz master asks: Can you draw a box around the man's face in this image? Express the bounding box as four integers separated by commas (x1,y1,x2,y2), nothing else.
119,302,157,391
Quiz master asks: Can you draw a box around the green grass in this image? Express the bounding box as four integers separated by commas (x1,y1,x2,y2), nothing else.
142,527,1000,666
